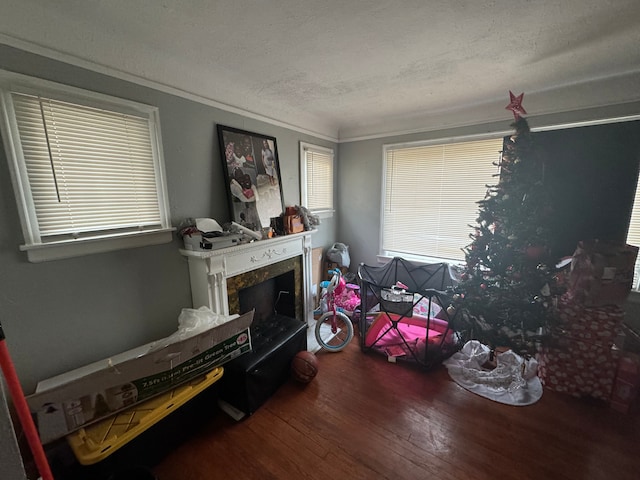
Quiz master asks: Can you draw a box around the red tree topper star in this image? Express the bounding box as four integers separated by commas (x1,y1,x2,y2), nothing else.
505,91,527,120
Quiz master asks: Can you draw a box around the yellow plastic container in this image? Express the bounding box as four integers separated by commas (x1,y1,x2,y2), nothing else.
67,367,223,465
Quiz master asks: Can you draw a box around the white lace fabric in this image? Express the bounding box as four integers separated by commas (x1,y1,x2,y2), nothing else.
443,340,543,406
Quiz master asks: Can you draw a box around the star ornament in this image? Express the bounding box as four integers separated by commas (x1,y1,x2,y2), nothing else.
505,91,527,120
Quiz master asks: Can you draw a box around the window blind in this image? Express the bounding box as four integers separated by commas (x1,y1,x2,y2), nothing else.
383,137,502,262
626,182,640,289
304,146,333,211
12,93,162,241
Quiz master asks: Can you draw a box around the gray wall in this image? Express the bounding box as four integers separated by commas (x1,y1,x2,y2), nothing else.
0,382,26,479
0,44,337,395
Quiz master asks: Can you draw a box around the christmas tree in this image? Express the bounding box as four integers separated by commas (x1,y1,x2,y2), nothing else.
453,112,559,357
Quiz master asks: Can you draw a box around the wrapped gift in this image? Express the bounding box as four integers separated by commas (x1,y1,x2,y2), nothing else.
610,352,640,414
567,240,638,307
537,297,624,401
537,339,621,401
555,295,624,345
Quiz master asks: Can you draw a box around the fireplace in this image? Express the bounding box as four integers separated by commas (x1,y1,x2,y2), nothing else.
180,232,313,417
179,231,313,323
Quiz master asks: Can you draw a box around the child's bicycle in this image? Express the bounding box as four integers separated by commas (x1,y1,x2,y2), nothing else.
315,268,354,352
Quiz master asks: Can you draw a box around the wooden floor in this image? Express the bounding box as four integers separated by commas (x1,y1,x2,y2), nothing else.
152,341,640,480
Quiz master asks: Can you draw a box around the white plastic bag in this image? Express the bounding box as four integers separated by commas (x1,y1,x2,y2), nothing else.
327,242,350,268
148,306,227,352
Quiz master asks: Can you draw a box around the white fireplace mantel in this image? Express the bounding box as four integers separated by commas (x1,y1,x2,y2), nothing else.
180,231,314,322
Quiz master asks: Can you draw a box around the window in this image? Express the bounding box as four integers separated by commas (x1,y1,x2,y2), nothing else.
626,182,640,291
0,70,172,262
300,142,334,216
382,137,503,263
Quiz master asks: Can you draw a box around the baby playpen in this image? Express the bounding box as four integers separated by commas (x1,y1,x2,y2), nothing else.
358,257,463,368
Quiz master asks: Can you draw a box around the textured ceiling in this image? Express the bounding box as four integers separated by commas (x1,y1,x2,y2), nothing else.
2,0,640,141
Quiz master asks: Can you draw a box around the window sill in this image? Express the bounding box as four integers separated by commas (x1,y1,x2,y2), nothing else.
312,209,334,219
20,228,175,262
377,252,465,267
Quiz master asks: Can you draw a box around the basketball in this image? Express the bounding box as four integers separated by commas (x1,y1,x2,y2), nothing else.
291,351,319,383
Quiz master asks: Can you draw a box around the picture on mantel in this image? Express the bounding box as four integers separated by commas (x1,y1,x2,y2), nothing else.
217,125,285,231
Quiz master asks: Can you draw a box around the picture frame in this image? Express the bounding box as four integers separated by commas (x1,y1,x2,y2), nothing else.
217,124,285,231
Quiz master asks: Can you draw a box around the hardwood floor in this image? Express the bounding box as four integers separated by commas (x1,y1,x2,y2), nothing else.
152,341,639,480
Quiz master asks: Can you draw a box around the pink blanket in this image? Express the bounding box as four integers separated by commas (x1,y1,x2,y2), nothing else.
365,312,451,348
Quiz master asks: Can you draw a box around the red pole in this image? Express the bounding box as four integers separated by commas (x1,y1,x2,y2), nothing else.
0,323,54,480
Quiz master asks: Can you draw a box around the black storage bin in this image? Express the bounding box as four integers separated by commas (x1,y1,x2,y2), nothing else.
218,314,307,416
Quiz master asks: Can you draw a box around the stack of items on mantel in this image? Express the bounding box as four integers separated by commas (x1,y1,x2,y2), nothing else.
537,240,640,412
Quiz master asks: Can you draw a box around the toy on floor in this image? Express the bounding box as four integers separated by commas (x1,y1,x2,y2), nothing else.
314,269,354,352
317,280,361,316
335,283,361,314
291,351,319,383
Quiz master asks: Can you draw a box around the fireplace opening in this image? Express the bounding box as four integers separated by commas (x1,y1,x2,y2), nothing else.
226,256,303,326
239,270,296,323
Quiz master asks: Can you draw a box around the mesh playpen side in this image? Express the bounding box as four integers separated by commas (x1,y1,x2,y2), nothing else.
358,257,463,368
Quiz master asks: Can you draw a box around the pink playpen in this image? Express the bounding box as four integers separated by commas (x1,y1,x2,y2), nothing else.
358,257,462,368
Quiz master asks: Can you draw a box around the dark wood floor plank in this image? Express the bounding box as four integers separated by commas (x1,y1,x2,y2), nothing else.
153,341,640,480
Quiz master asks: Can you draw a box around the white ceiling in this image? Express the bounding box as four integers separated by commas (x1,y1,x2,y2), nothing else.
2,0,640,141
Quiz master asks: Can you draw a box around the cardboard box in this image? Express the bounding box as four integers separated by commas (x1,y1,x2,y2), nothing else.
311,247,324,304
325,261,348,280
27,310,254,443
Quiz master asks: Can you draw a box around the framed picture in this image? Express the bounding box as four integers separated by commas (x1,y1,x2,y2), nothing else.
217,124,285,231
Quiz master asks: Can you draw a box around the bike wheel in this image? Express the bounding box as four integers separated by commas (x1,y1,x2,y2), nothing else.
315,311,354,352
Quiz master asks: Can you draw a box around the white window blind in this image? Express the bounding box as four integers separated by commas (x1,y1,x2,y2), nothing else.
13,93,162,239
301,143,334,213
382,137,502,262
626,182,640,290
0,70,172,261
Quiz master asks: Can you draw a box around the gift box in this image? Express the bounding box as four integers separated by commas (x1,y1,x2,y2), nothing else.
555,295,624,345
537,339,620,401
610,352,640,414
567,240,638,307
536,297,624,401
